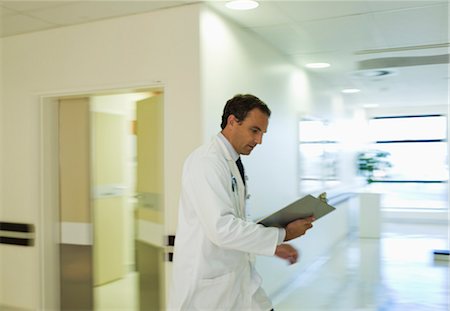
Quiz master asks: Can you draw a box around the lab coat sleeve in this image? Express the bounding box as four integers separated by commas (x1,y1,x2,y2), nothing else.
183,155,279,256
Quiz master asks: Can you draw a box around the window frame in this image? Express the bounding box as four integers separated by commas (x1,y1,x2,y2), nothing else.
368,114,448,184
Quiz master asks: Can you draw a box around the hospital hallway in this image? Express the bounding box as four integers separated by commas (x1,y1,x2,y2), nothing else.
94,221,449,311
273,222,449,311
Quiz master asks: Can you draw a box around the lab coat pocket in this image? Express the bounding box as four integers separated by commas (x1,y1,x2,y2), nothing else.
192,271,235,309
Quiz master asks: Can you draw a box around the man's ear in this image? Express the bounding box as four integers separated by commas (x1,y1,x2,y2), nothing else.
227,114,238,127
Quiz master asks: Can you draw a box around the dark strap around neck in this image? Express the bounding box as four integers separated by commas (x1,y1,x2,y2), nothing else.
236,157,245,185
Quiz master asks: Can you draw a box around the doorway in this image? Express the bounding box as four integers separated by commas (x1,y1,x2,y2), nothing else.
41,87,166,311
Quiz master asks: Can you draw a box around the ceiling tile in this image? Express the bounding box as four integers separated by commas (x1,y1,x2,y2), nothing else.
299,14,379,53
24,1,185,26
373,4,448,47
0,1,66,12
0,0,446,109
252,23,317,54
365,0,446,12
274,1,370,22
0,6,17,17
1,14,55,37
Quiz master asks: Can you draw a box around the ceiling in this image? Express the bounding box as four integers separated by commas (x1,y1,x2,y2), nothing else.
1,0,449,110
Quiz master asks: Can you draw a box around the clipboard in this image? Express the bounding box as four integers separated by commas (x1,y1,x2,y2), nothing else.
257,194,336,228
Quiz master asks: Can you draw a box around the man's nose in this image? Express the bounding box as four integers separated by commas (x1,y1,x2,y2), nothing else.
255,133,263,144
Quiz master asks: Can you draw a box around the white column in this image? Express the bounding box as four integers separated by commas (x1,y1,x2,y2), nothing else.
358,192,381,238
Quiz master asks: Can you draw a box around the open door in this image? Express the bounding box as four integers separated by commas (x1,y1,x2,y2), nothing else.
134,93,166,311
59,97,93,311
54,89,166,311
91,111,127,286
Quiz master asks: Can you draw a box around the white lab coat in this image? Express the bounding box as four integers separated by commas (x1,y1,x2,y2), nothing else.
169,135,281,311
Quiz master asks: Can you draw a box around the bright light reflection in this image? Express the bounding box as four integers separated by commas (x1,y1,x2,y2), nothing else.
305,62,331,69
363,103,380,108
299,120,330,142
341,88,360,94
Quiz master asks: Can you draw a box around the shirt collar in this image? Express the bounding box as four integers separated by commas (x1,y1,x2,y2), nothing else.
218,132,239,162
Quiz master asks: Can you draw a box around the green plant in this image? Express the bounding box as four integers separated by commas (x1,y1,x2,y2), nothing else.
357,150,392,183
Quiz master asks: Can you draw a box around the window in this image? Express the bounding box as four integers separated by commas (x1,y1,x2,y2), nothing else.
367,115,448,182
298,119,340,193
367,114,448,210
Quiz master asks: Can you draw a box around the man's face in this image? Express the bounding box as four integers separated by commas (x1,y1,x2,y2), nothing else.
229,108,269,155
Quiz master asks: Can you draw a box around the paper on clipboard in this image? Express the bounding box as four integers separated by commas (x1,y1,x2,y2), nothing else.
257,194,336,228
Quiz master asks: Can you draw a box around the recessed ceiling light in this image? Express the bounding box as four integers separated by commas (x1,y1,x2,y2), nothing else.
305,62,331,69
341,88,361,94
226,0,259,10
363,104,379,108
353,69,396,78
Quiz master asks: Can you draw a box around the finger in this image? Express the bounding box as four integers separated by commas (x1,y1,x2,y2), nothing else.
290,248,298,260
302,218,314,226
302,216,314,223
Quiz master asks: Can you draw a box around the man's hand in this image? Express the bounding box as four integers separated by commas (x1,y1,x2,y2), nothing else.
275,243,298,264
284,216,314,241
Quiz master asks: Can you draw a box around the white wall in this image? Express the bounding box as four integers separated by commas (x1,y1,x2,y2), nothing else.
200,7,315,218
0,5,202,309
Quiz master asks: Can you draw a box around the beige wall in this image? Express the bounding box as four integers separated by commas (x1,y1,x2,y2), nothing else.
0,35,3,304
0,4,201,309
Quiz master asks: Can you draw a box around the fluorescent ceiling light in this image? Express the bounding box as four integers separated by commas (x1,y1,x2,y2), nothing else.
363,103,379,108
341,88,361,94
226,0,259,10
305,62,330,69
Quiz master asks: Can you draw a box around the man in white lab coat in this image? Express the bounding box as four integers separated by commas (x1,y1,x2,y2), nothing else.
170,94,315,310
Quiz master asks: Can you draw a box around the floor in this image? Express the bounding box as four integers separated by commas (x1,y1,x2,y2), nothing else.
94,221,449,311
94,271,139,311
273,222,449,311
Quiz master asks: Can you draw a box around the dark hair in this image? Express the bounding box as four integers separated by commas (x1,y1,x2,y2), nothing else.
220,94,271,129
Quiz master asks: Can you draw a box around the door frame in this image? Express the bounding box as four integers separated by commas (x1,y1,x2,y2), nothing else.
39,83,164,310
